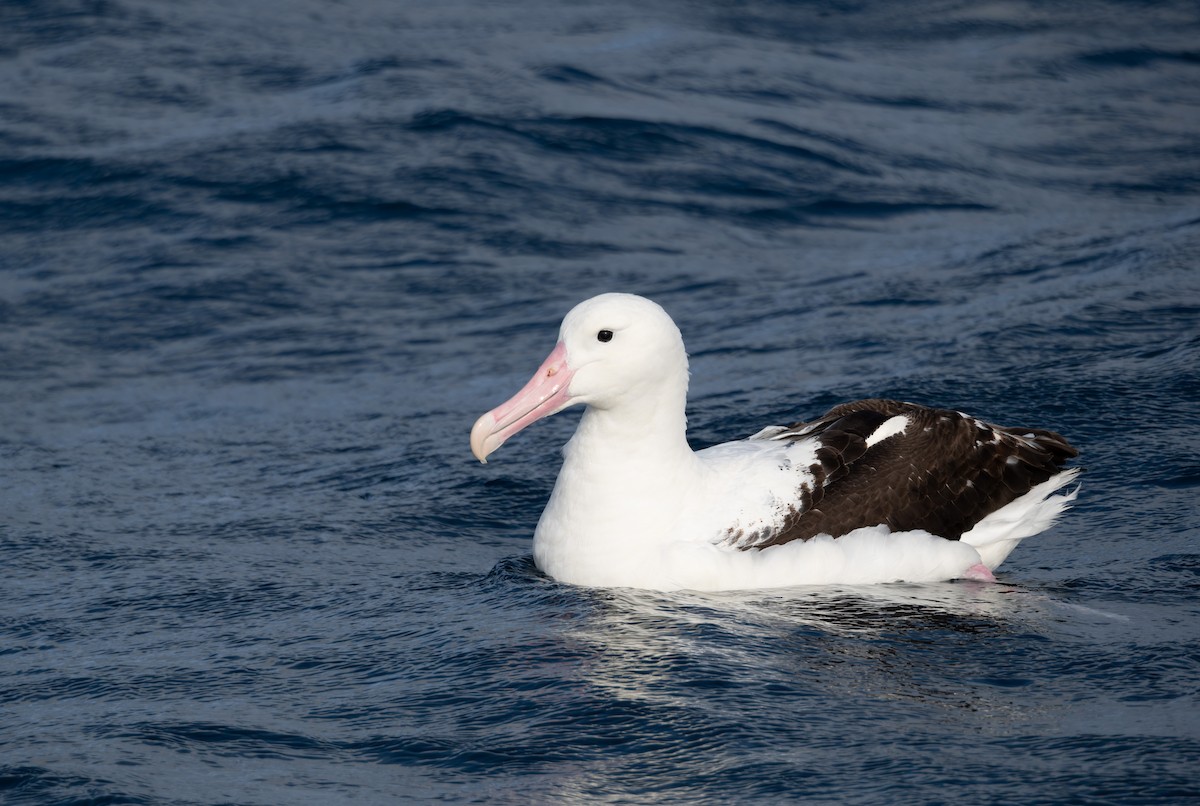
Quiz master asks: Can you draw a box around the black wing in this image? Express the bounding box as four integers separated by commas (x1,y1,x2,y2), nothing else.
750,399,1078,548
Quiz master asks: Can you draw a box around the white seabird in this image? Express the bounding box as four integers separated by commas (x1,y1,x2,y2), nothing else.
470,293,1079,591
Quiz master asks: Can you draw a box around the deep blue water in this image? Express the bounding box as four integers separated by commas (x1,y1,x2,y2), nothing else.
2,0,1199,802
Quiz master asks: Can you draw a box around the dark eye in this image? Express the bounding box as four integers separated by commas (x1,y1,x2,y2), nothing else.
597,329,613,343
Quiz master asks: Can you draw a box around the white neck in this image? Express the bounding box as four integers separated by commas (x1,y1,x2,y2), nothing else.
532,373,701,587
571,378,691,462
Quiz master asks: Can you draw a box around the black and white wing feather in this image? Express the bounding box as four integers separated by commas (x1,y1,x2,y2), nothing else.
737,399,1078,548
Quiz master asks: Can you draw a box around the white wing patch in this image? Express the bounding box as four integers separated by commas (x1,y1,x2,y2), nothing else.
865,414,909,447
690,438,821,550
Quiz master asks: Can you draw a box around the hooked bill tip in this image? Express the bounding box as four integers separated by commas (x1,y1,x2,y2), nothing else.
470,411,498,464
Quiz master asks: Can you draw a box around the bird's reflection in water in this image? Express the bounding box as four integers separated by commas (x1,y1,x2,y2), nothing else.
560,577,1055,715
484,556,1100,803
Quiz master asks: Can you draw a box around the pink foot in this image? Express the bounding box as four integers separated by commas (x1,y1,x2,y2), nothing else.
961,563,996,582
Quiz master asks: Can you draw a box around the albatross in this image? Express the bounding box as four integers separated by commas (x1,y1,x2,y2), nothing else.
470,293,1079,591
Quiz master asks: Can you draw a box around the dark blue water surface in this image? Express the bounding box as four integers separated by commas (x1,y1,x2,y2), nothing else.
3,0,1199,802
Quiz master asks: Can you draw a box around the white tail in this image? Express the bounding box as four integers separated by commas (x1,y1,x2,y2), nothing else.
960,468,1081,569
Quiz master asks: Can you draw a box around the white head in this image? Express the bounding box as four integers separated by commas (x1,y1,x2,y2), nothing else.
470,293,688,462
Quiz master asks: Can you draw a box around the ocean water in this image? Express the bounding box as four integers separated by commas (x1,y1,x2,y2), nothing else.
2,0,1199,802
